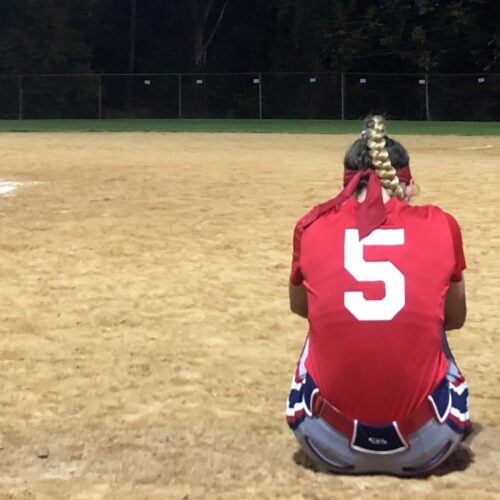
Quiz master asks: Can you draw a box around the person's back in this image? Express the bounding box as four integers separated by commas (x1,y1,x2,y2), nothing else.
299,197,462,424
285,116,470,476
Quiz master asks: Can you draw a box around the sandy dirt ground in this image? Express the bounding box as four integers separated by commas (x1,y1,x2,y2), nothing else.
0,131,498,499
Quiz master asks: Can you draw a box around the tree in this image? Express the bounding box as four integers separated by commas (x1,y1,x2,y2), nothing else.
0,0,96,74
189,0,230,68
271,0,340,70
128,0,137,74
316,0,498,73
0,0,497,76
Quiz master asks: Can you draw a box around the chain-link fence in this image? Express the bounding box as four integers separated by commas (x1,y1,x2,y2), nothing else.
1,72,499,121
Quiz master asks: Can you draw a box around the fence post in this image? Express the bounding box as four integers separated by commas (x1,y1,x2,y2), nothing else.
258,72,263,120
425,74,430,121
97,75,103,119
18,75,23,120
341,72,345,120
178,73,182,119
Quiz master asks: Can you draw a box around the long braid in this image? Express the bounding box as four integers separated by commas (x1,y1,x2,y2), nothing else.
365,116,405,199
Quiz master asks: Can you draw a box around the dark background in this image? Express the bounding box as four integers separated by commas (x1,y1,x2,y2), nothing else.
0,0,498,75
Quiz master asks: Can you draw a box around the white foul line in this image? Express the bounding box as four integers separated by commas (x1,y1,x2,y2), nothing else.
458,145,493,151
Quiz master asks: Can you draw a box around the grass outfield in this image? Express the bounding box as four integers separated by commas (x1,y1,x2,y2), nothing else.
0,119,498,135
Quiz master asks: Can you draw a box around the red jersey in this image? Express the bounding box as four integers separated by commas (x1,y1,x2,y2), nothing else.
290,196,466,425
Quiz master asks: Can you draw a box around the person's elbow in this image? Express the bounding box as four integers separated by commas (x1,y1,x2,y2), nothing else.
444,279,467,331
289,282,308,319
444,306,466,331
290,301,308,318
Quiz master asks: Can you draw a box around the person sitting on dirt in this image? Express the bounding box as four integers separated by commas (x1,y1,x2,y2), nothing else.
285,115,470,476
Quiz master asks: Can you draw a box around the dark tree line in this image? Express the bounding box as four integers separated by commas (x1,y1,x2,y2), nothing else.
0,0,498,75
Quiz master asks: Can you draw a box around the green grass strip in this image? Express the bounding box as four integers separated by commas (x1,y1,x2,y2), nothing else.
0,119,498,135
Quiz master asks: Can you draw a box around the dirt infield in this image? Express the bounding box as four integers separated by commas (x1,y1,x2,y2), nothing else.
0,132,498,499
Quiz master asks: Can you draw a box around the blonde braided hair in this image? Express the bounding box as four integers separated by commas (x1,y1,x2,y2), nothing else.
365,116,405,200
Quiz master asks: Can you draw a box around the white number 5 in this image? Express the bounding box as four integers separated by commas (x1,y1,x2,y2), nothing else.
344,229,405,321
